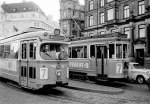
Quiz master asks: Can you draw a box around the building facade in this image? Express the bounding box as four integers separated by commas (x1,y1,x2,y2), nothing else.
0,1,54,37
83,0,150,67
59,0,85,37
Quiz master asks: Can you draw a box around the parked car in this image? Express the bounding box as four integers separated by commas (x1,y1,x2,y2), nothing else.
127,62,150,84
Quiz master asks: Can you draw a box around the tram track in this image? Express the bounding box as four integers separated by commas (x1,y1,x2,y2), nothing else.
39,91,92,104
0,77,123,104
0,78,91,104
66,78,124,94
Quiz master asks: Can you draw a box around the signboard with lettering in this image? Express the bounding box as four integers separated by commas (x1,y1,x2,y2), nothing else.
69,62,89,69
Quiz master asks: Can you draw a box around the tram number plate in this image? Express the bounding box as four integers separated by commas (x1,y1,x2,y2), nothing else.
116,63,123,74
40,68,48,79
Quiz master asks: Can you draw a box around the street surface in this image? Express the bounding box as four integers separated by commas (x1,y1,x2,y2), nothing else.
0,78,149,104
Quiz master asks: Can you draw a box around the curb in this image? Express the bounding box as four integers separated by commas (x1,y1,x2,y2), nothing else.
61,85,124,95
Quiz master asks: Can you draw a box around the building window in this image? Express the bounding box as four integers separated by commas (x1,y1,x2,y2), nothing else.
100,0,104,7
138,25,145,38
124,27,130,38
100,31,105,35
138,1,145,15
111,29,117,33
107,8,114,21
89,15,94,26
100,12,105,24
89,33,94,36
124,5,129,18
107,0,113,3
89,0,94,11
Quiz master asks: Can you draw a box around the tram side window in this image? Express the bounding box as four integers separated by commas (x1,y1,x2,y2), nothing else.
4,45,10,58
71,46,87,58
30,42,36,59
97,46,107,58
97,46,102,58
22,43,27,59
72,47,77,58
84,46,87,58
21,66,27,77
109,44,115,58
116,44,122,58
29,67,36,79
104,46,107,58
69,47,72,58
0,45,4,58
9,42,19,59
90,45,95,58
123,44,127,58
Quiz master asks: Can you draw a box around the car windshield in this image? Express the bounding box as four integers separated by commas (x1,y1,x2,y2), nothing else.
40,43,68,60
132,63,144,69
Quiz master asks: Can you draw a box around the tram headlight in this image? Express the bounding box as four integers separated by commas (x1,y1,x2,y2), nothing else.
57,71,61,76
56,70,61,77
40,68,48,80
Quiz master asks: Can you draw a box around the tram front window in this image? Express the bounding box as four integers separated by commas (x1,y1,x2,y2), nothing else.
40,43,68,60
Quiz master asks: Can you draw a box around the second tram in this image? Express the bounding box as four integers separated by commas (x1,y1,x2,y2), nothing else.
69,33,130,80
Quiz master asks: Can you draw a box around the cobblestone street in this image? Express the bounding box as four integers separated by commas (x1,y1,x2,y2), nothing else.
0,79,150,104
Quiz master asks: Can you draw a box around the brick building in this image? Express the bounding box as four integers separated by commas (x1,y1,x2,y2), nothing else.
83,0,150,67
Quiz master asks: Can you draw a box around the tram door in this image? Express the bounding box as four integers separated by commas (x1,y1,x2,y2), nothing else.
96,45,107,79
20,41,29,87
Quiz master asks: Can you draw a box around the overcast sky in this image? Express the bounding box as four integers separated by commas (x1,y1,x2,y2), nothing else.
0,0,84,22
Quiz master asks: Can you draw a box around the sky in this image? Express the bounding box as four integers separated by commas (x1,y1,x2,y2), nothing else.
0,0,85,22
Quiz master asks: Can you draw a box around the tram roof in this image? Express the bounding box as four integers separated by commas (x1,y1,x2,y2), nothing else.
0,27,67,43
69,32,130,44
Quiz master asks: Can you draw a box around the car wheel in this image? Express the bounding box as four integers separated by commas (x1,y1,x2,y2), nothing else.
136,76,145,84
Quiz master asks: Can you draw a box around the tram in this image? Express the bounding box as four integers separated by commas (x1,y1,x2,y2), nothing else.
69,32,130,81
0,27,69,90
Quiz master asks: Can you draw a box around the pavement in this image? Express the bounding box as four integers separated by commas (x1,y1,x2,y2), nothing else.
63,79,124,95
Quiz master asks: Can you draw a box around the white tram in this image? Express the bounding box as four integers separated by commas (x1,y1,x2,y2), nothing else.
0,27,69,90
69,33,130,80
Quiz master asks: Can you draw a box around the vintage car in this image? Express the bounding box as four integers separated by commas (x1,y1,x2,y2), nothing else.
127,62,150,84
